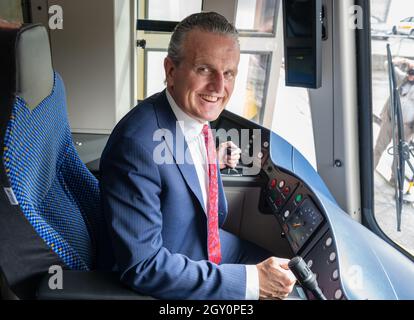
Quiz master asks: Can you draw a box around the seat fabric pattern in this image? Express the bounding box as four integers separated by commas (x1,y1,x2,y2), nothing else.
2,72,101,270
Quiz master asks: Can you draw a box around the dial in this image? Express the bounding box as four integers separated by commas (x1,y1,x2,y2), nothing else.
285,198,324,253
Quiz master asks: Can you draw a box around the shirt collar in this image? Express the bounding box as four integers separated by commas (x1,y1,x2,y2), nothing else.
166,89,208,140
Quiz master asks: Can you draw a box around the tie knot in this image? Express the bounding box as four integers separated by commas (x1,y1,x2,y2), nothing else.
202,124,209,136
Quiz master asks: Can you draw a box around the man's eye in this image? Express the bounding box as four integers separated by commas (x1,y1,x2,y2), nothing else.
198,67,211,74
224,71,235,80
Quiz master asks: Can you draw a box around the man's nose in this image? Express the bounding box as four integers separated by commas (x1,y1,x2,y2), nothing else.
208,72,225,93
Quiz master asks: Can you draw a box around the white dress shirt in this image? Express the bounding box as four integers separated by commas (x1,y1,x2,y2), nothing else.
166,89,259,300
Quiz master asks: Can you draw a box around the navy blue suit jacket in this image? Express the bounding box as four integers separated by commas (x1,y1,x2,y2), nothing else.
100,90,246,299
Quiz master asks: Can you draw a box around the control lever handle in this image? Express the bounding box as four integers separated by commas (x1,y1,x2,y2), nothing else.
221,144,240,175
288,256,327,300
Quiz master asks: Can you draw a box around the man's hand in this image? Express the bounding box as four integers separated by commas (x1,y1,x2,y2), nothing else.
0,19,22,29
217,141,242,169
393,57,414,69
256,257,297,300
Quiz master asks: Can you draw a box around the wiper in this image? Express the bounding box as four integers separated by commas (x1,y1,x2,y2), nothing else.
386,44,406,231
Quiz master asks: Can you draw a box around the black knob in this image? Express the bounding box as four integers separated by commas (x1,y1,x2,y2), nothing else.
137,39,146,49
288,256,327,300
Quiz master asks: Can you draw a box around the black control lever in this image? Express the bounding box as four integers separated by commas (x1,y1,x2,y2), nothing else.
221,144,240,175
288,256,327,300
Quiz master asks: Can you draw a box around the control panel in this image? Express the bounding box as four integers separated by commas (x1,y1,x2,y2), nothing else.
213,111,414,300
285,198,324,254
212,110,347,300
262,160,344,300
303,231,345,300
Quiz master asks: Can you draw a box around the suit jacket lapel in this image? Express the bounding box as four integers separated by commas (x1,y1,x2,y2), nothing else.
153,90,206,213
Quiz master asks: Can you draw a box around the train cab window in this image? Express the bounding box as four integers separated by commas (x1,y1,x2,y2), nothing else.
371,0,414,256
226,53,271,122
145,50,167,97
235,0,276,34
0,0,24,23
146,0,202,21
273,64,316,169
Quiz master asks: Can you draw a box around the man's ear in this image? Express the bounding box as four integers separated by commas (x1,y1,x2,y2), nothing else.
164,57,176,87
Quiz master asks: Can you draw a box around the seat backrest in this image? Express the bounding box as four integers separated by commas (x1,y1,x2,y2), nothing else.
0,23,113,298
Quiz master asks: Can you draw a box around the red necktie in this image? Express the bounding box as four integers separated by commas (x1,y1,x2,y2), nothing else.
202,124,221,264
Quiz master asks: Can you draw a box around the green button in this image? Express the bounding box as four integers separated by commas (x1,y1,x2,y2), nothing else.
295,194,303,203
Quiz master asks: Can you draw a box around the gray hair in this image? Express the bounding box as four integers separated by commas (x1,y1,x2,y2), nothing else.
167,12,239,65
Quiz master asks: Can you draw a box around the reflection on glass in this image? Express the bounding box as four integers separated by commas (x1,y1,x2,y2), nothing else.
145,51,167,98
273,65,316,169
227,53,269,123
235,0,276,33
147,0,202,21
371,0,391,21
145,51,269,124
0,0,24,22
285,0,313,38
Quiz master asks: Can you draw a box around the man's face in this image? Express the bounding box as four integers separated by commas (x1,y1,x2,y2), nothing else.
164,29,240,122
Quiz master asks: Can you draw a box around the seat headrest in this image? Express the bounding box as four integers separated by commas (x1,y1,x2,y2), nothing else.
0,23,53,110
16,24,54,110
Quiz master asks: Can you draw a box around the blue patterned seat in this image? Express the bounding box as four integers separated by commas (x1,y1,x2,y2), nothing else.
3,72,104,270
0,25,116,300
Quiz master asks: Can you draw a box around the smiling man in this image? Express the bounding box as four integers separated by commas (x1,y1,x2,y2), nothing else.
164,27,238,122
100,12,295,300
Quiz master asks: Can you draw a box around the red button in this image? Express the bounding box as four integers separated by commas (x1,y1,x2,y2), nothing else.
270,179,277,189
283,187,290,195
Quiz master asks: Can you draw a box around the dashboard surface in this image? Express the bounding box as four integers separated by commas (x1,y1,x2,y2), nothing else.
215,110,414,300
